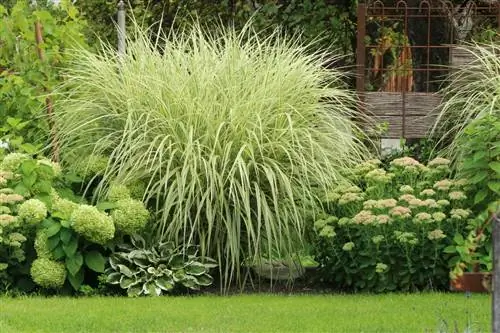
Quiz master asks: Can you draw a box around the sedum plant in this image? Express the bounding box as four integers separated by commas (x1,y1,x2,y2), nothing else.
54,21,369,287
313,156,475,292
105,235,217,297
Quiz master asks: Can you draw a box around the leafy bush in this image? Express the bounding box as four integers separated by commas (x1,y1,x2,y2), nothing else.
0,1,88,152
0,152,151,293
443,115,499,279
105,235,217,297
54,22,368,288
312,157,473,292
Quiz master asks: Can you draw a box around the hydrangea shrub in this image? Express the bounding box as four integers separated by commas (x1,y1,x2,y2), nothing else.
312,157,473,292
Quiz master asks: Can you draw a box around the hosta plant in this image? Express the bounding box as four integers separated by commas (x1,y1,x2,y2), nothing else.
105,235,217,297
312,156,474,292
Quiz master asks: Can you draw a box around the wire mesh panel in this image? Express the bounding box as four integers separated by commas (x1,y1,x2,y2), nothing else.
356,0,499,138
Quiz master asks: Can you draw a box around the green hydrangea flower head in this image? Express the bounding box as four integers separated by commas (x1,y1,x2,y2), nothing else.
37,158,62,178
75,154,109,177
107,184,131,202
30,258,66,289
71,205,115,244
18,199,47,225
34,230,53,259
127,181,147,200
111,198,149,235
0,153,29,172
52,197,79,220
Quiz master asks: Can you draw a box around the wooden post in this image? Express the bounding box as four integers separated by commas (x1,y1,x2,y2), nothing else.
493,210,500,333
356,2,366,96
34,20,60,162
117,0,126,58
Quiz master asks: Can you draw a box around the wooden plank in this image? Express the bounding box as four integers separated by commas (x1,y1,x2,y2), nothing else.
450,46,475,67
363,92,441,138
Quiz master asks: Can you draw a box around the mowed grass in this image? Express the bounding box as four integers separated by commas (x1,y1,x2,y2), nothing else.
0,293,491,333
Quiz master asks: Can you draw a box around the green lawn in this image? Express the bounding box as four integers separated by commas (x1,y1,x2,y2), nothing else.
0,293,491,333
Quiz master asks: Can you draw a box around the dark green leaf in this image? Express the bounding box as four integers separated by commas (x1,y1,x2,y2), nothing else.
85,251,106,273
13,183,29,196
47,235,60,251
489,161,500,174
469,171,488,184
52,245,66,260
59,228,73,244
20,159,37,176
34,180,53,195
62,238,78,257
67,268,84,291
487,181,500,194
45,222,61,237
474,190,488,205
66,252,83,276
22,172,37,189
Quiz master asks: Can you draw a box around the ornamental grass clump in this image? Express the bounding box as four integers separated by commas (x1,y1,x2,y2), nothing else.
54,22,368,286
433,42,500,159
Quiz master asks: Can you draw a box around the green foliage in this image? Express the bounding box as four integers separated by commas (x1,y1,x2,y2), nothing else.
76,0,356,57
70,205,115,245
0,152,112,293
30,257,66,289
105,235,216,297
442,115,499,279
312,157,474,292
0,0,88,151
54,22,368,289
433,42,500,159
455,115,499,211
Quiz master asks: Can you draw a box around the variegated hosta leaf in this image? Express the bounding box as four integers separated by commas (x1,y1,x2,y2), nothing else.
172,269,186,282
169,254,186,269
106,272,122,284
184,261,207,276
142,281,158,296
155,277,175,291
117,264,134,277
181,275,199,290
195,273,214,286
130,235,146,249
202,258,218,269
127,285,142,297
120,276,140,289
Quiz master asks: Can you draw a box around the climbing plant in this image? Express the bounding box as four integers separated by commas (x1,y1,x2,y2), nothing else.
0,0,88,154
